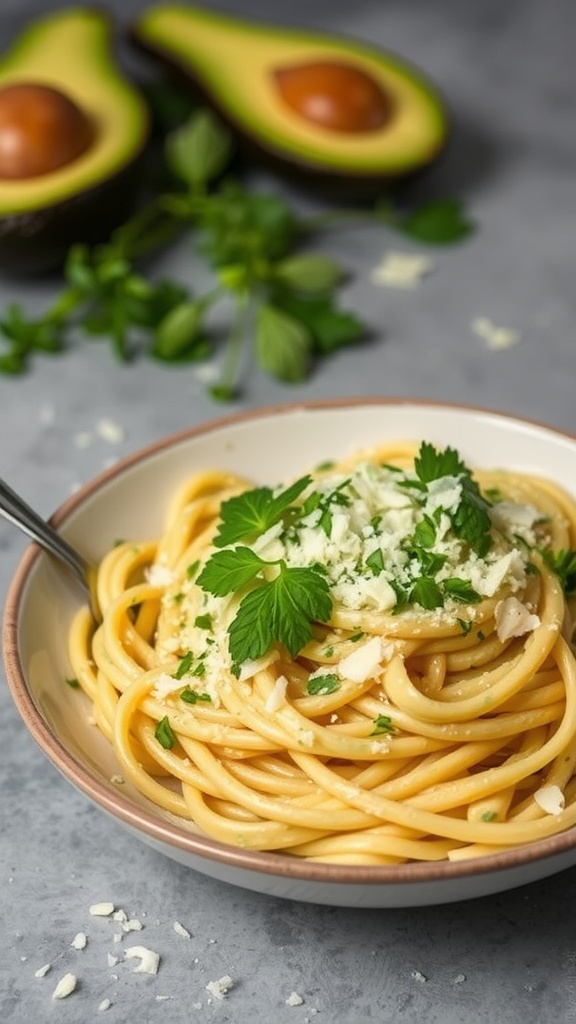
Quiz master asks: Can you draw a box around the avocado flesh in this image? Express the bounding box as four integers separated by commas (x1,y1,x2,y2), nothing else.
0,8,149,273
132,4,447,184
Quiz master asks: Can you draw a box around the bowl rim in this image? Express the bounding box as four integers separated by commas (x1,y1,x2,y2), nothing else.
5,394,576,889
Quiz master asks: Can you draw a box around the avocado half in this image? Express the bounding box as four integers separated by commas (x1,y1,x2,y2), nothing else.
131,4,448,197
0,8,150,275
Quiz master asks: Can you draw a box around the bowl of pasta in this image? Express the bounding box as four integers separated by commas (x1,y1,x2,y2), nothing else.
5,398,576,908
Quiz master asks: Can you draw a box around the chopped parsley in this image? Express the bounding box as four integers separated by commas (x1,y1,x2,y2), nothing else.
180,688,212,704
65,676,80,689
307,674,340,696
540,548,576,597
371,715,395,736
155,716,176,749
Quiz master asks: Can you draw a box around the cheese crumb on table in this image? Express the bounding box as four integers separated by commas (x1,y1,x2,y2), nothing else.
89,902,115,917
52,973,77,999
471,316,521,350
99,998,112,1012
173,921,191,939
370,251,436,289
286,991,305,1006
71,931,87,950
124,945,160,975
34,963,51,978
206,975,234,1000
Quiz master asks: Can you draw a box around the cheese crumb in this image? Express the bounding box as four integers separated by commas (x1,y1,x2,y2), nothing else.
107,953,119,967
124,945,160,975
534,784,565,816
71,932,87,950
145,563,174,587
471,316,520,350
206,975,234,1000
495,597,540,642
90,902,115,917
173,921,191,939
371,251,435,289
99,999,112,1012
96,418,125,443
264,675,288,713
52,973,77,999
34,964,51,978
411,969,427,983
286,991,305,1006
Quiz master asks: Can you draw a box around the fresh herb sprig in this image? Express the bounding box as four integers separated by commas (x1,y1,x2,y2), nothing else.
0,105,475,398
197,550,332,674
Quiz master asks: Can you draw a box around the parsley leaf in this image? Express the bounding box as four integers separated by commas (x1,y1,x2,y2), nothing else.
371,714,395,736
443,578,481,604
197,547,267,596
541,549,576,597
414,441,468,482
227,563,332,673
180,688,212,704
307,673,340,695
155,716,176,749
212,476,311,547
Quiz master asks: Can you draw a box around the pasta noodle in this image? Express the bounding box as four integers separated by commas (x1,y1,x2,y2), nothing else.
68,441,576,865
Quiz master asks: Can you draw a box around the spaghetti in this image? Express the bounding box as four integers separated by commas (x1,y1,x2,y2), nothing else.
68,441,576,864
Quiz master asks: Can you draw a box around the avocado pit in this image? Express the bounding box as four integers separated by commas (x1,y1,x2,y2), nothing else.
0,82,94,180
273,60,393,134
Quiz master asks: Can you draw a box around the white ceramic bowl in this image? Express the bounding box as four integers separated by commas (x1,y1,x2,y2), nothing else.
5,398,576,908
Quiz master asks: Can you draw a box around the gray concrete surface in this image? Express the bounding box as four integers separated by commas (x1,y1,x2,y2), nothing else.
2,1,576,1021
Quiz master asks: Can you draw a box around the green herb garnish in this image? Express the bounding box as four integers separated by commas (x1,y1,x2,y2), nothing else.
65,677,80,689
371,715,396,736
180,688,212,705
212,476,311,547
540,548,576,597
198,551,332,674
307,674,340,696
155,716,176,749
0,104,473,396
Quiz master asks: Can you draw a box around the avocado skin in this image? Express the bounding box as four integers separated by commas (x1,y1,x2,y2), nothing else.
129,16,449,201
0,157,146,277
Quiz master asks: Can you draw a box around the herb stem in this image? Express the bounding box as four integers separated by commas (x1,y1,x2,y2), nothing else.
212,292,250,400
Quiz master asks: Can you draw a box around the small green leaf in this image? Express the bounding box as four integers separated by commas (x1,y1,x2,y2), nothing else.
65,677,80,689
194,614,212,629
155,715,176,749
197,547,267,597
271,292,365,355
180,687,212,704
442,578,481,604
307,673,340,696
371,714,395,736
153,300,206,360
274,254,344,293
174,651,194,679
228,564,332,671
165,109,233,187
410,577,444,609
256,303,312,383
366,549,385,575
396,199,475,244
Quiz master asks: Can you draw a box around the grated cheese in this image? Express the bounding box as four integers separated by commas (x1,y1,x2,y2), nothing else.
494,596,541,642
286,992,305,1006
52,973,77,999
534,784,565,815
89,902,115,917
370,251,436,289
471,316,520,350
124,945,160,975
71,932,87,950
173,921,191,939
206,975,234,1000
